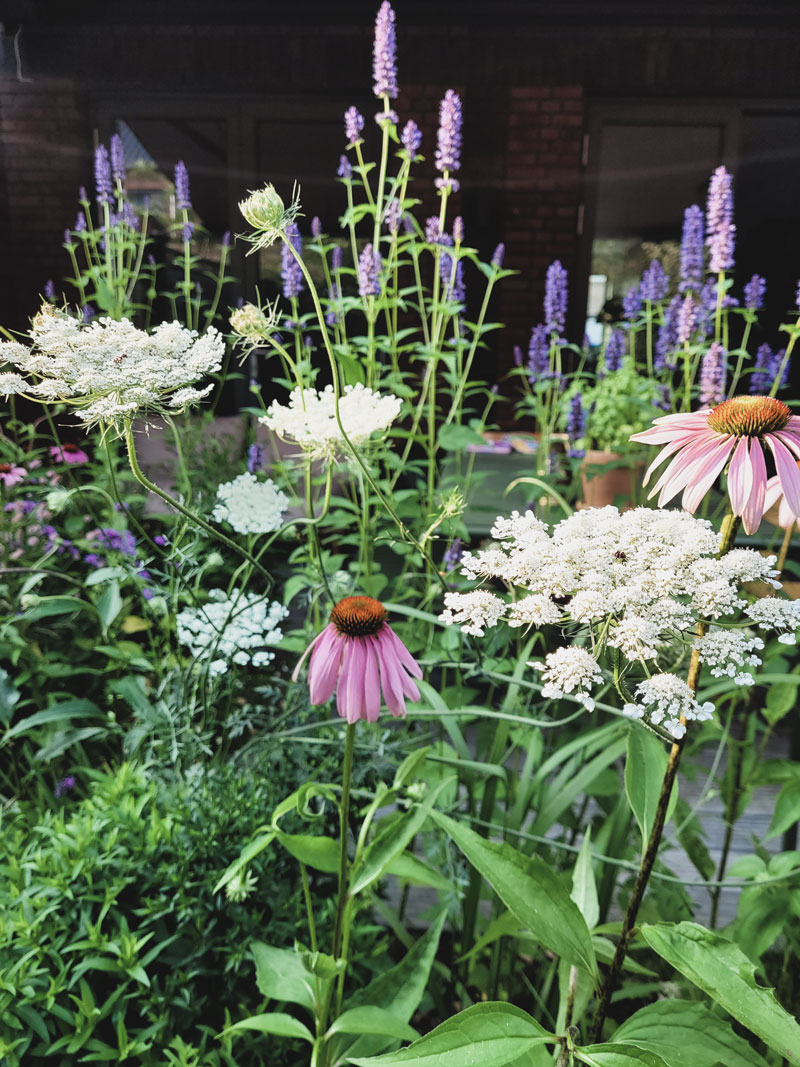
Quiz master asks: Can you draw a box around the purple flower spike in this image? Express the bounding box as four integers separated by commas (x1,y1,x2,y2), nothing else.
175,161,192,211
566,393,586,458
345,106,365,145
491,243,505,269
222,230,231,247
679,205,705,293
744,273,766,312
94,145,113,204
373,1,398,100
82,304,95,323
311,216,322,238
401,120,422,157
544,260,568,336
375,109,398,129
698,342,727,406
182,221,194,243
384,198,401,234
655,294,681,372
358,243,382,297
44,280,56,302
110,133,125,183
751,343,789,394
603,329,626,374
527,323,549,382
706,166,735,273
640,259,669,303
513,344,523,367
425,216,442,244
622,285,641,321
440,249,465,303
677,294,696,343
74,210,87,233
435,90,462,188
453,216,464,243
55,775,76,799
281,223,304,299
443,537,463,571
337,155,353,180
332,245,343,271
247,443,264,473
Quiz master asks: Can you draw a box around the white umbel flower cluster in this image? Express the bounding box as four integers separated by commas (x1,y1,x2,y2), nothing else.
177,590,288,678
0,307,224,426
212,473,289,534
623,675,715,740
533,647,604,711
261,384,403,460
694,629,765,684
440,505,789,734
744,597,800,644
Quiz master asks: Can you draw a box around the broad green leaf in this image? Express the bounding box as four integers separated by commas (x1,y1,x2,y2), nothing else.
437,423,487,452
250,942,315,1012
764,672,800,725
430,810,597,979
393,746,432,789
329,1006,419,1042
613,998,768,1066
20,595,95,622
351,805,432,896
385,852,452,892
571,830,599,931
213,831,275,893
347,1002,554,1067
276,832,339,873
766,778,800,840
84,566,127,586
222,1012,313,1042
34,726,106,761
640,921,800,1064
530,733,627,835
625,727,677,851
2,698,102,741
575,1045,669,1066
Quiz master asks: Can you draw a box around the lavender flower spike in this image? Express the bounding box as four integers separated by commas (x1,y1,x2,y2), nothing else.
743,274,766,312
443,538,463,572
311,216,322,238
513,345,523,367
110,133,125,184
247,442,264,473
453,216,464,243
435,90,462,191
401,120,422,157
94,144,113,204
603,329,626,374
677,294,696,344
281,223,304,299
345,106,365,145
640,259,669,303
337,155,353,180
358,243,382,297
622,286,641,321
566,393,586,458
373,1,398,99
679,205,705,293
698,342,727,406
527,323,549,382
175,160,191,212
491,243,505,269
706,166,735,273
544,260,568,337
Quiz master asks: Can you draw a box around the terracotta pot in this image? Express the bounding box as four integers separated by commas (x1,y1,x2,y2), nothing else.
580,450,646,509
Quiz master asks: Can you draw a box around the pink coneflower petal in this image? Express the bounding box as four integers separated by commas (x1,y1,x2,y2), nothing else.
381,625,424,679
362,638,381,722
727,436,754,516
767,434,800,517
642,433,705,487
741,438,768,535
377,640,411,717
308,628,344,704
651,434,730,506
775,431,800,460
682,438,738,513
337,641,365,724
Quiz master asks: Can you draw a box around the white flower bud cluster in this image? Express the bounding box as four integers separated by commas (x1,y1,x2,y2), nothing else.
623,675,715,740
744,597,800,644
212,473,289,534
261,384,403,460
0,309,224,426
694,629,765,684
533,647,604,711
176,590,288,678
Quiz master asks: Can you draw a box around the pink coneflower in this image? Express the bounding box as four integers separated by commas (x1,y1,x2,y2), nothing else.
764,462,800,531
0,463,26,487
293,596,422,724
631,395,800,534
50,443,89,465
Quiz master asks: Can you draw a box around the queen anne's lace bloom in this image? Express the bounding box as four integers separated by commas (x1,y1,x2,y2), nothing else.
534,646,604,712
261,384,402,460
694,629,764,684
744,597,800,644
440,590,506,637
623,674,714,739
0,308,223,427
212,473,289,535
177,590,288,678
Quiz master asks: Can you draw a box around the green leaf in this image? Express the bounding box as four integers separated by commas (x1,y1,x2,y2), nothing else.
351,806,432,896
83,566,127,586
213,831,275,893
2,698,102,741
385,852,452,892
276,832,339,873
250,942,315,1012
0,667,20,726
429,810,597,978
575,1045,669,1067
640,921,800,1064
571,830,600,931
613,998,769,1066
329,1006,419,1042
222,1012,313,1043
437,423,487,452
766,778,800,840
625,727,677,851
347,1002,554,1067
20,595,95,622
764,672,800,725
34,726,107,761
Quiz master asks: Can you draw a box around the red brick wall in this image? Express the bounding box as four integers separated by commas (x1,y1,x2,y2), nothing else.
0,79,91,330
500,85,585,368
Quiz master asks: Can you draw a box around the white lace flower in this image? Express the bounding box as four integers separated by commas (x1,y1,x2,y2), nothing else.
623,674,715,739
439,590,506,636
533,646,604,711
693,629,764,684
744,597,800,644
177,591,288,677
507,595,561,628
261,384,402,459
0,370,30,395
608,616,661,661
719,549,781,589
212,473,289,535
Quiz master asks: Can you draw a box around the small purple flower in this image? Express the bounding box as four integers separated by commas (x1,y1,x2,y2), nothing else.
337,154,353,180
358,243,382,297
373,1,398,99
743,274,766,312
281,223,304,299
121,202,139,231
440,250,465,303
566,393,586,458
180,221,193,242
640,259,669,303
656,383,671,411
44,280,56,302
94,145,113,204
513,345,523,367
175,161,192,211
675,294,696,344
443,537,463,572
345,106,365,145
247,443,264,473
491,243,505,269
425,217,442,244
622,286,641,321
698,342,727,406
679,205,705,293
222,230,231,247
706,166,735,273
153,535,167,547
384,198,401,235
544,260,568,337
401,120,422,157
311,216,322,238
110,133,125,184
55,775,76,799
603,329,626,374
527,323,550,382
751,343,789,394
435,90,462,189
453,216,464,243
74,210,87,233
655,294,681,372
79,185,88,202
82,304,95,323
332,246,343,271
375,109,399,129
84,553,105,569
